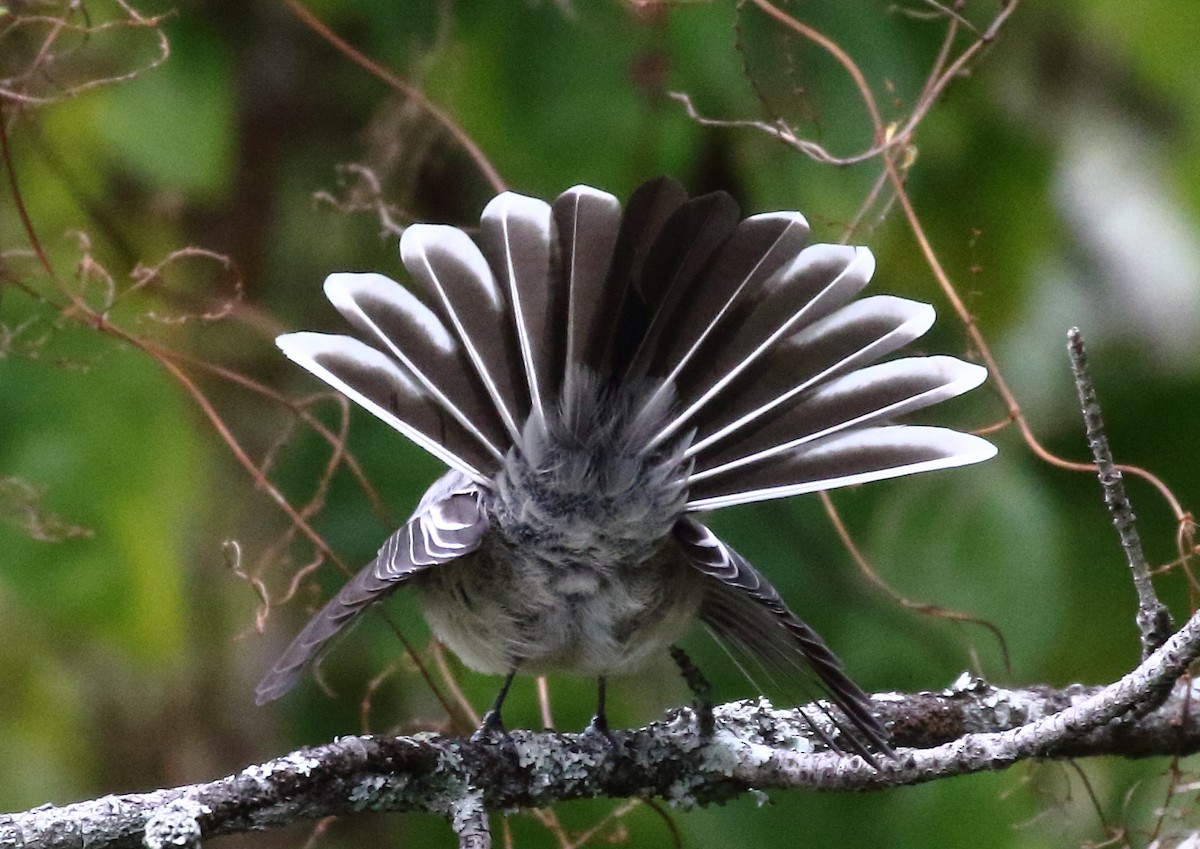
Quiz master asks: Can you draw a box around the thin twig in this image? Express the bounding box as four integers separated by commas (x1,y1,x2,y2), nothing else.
819,491,1013,674
281,0,506,193
1067,327,1174,657
450,792,491,849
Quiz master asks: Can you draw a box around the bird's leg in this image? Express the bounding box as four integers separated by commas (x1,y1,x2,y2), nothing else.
670,645,714,738
580,676,619,748
586,676,609,735
473,669,517,742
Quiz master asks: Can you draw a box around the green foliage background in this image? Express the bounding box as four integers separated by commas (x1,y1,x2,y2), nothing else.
3,1,1200,846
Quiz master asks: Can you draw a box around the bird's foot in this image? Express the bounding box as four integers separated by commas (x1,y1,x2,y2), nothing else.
584,712,618,748
471,709,509,744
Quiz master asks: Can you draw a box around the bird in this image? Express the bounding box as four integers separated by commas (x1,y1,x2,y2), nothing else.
254,176,996,760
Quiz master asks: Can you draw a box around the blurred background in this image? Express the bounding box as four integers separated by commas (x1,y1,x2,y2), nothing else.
2,1,1199,846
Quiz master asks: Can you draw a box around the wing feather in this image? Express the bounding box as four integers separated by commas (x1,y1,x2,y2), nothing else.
674,518,892,761
255,485,489,704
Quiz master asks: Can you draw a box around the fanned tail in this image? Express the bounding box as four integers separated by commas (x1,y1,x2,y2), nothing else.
400,224,529,444
323,272,509,462
279,179,992,504
587,198,995,509
653,244,878,448
275,332,494,483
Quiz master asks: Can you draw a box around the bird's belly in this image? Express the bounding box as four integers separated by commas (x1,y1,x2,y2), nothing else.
413,547,704,678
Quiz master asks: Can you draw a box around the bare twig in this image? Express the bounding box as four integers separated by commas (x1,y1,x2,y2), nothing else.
1067,327,1174,657
818,490,1013,674
0,2,171,107
281,0,506,193
0,475,93,542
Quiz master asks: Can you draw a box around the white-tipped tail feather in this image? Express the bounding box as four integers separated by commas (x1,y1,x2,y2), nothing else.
479,192,557,424
686,426,997,511
276,332,493,483
400,224,528,443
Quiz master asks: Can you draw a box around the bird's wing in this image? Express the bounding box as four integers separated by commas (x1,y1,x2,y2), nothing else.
255,483,489,705
673,517,893,762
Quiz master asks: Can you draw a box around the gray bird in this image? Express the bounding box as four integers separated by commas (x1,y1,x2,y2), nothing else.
255,177,995,759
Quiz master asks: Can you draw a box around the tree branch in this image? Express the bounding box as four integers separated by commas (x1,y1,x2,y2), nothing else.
5,604,1200,849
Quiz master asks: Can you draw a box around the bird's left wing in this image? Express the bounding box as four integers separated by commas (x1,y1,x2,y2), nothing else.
255,482,489,705
673,517,893,762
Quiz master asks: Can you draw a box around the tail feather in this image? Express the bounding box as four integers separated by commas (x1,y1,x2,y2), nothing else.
400,224,529,443
650,211,811,386
690,355,987,476
323,272,509,462
700,601,887,760
479,193,559,423
275,332,496,483
687,425,997,510
654,244,876,448
684,295,937,457
552,186,622,392
601,176,689,380
625,191,741,377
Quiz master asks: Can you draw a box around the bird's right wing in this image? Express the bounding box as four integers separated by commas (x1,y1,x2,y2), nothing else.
255,484,489,705
674,517,893,762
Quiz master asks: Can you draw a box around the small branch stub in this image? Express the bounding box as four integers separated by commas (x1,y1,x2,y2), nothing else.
670,645,715,738
449,793,490,849
143,801,207,849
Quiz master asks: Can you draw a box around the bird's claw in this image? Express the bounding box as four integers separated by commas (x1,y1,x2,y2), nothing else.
471,709,509,744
